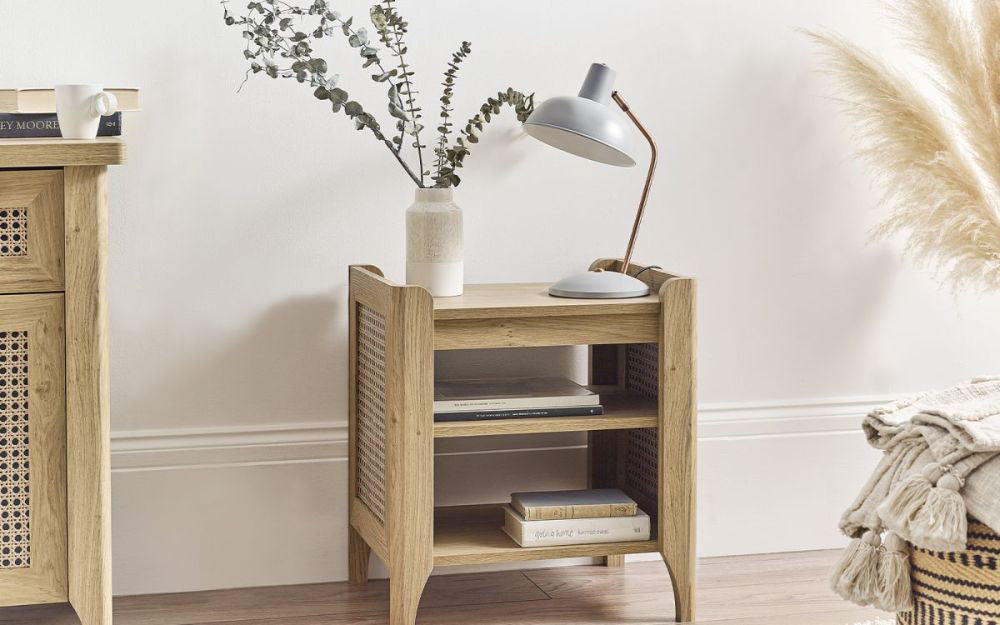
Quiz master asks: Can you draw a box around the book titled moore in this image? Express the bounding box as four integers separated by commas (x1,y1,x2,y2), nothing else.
0,112,122,138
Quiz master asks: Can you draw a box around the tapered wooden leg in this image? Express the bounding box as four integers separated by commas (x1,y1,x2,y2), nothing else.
662,552,695,622
348,526,371,584
603,554,625,567
389,566,430,625
659,277,697,622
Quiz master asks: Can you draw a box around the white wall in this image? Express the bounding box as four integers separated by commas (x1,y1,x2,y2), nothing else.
2,0,999,595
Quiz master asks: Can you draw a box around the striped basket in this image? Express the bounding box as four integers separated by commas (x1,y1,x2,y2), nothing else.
897,519,1000,625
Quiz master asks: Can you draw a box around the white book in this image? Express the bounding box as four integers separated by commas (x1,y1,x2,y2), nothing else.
0,88,141,113
501,504,650,547
434,377,599,412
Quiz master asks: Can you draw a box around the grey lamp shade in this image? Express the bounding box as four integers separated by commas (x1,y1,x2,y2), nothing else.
523,63,637,167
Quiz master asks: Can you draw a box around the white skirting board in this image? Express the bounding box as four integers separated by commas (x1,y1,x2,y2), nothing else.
110,395,886,596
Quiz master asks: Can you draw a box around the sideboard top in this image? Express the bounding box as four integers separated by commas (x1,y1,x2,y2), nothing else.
432,283,662,320
0,138,126,168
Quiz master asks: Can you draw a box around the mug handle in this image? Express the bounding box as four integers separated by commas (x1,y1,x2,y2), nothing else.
93,92,119,116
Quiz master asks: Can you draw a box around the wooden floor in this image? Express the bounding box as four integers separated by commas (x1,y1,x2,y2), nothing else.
0,550,891,625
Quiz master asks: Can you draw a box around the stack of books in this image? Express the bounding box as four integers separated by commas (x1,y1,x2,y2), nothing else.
502,488,650,547
0,88,140,138
433,377,602,422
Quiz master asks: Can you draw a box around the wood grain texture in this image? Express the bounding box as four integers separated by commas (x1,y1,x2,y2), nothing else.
659,275,698,622
0,139,125,168
0,170,64,293
432,283,661,320
0,295,67,606
589,257,678,292
434,313,659,350
432,505,657,566
347,262,698,624
100,551,890,625
113,571,548,625
432,386,657,438
385,283,434,625
349,503,387,566
63,166,112,625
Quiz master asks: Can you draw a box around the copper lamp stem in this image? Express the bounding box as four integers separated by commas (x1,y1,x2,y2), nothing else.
611,91,657,275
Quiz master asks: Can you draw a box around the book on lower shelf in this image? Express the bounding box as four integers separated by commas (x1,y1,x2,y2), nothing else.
433,377,601,422
502,503,650,547
511,488,638,521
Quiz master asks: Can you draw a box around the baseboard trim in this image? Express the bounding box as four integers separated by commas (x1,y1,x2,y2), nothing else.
110,394,892,470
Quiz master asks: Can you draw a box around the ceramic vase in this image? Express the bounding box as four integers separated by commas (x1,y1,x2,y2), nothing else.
406,187,463,297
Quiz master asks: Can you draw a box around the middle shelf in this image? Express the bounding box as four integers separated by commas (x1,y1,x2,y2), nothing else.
432,385,658,438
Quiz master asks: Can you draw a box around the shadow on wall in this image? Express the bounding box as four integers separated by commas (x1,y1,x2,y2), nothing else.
130,293,344,429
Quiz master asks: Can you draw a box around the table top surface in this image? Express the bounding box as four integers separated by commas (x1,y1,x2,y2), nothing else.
0,137,126,167
432,282,662,320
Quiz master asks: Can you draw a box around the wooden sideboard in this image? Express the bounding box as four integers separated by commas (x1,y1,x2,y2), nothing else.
0,138,125,625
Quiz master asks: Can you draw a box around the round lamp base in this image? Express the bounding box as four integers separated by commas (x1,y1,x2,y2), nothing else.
548,270,650,299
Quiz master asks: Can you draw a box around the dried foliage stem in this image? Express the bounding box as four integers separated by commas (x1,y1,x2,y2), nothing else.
811,0,1000,292
222,0,533,189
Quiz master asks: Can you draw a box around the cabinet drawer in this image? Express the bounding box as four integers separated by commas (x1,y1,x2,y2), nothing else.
0,171,64,294
0,294,66,605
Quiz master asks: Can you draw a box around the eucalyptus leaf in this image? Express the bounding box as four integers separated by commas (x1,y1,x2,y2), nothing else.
345,101,364,116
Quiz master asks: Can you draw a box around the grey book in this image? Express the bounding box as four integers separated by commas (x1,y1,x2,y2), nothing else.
510,488,639,521
434,377,599,413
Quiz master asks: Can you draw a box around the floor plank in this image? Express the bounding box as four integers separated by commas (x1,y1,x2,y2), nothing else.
114,571,547,625
0,602,80,625
0,550,892,625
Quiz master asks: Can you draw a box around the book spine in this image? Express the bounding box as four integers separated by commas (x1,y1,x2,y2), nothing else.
503,507,650,547
435,395,600,412
0,112,122,138
518,502,638,521
433,405,604,422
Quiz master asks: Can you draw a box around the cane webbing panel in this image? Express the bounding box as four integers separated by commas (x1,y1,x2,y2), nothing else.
0,330,29,569
0,209,27,257
897,519,1000,625
622,343,659,520
356,304,387,524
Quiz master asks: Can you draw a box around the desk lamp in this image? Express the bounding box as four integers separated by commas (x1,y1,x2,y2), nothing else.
523,63,657,298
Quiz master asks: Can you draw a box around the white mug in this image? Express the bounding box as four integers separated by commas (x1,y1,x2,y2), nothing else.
54,84,118,140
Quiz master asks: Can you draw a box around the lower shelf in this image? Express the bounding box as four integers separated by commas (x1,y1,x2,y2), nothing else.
433,504,659,566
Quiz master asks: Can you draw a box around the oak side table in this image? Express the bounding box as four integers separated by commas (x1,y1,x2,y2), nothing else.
347,258,697,625
0,139,123,625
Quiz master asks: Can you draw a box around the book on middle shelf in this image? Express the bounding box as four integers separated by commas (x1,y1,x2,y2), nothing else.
433,376,602,422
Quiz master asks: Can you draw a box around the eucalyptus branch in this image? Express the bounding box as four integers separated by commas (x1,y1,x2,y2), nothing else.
434,87,534,188
372,1,426,185
223,0,422,186
434,42,471,184
221,0,533,190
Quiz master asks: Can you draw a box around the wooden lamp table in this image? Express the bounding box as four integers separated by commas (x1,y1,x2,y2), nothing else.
347,258,697,625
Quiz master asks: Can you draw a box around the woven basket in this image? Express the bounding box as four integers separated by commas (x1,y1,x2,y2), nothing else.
897,519,1000,625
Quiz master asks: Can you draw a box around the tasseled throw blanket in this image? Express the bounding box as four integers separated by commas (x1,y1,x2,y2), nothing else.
832,377,1000,612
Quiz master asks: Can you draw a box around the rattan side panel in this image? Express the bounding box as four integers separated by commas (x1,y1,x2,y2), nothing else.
897,519,1000,625
622,343,659,522
356,304,387,525
0,330,30,569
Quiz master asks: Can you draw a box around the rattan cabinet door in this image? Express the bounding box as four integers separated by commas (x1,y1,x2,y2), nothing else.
0,171,64,294
0,294,66,606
